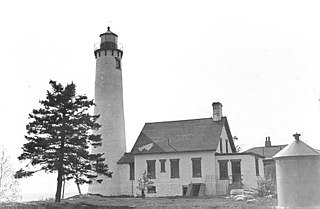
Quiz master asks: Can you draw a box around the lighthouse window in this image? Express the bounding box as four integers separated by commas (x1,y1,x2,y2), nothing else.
115,58,121,69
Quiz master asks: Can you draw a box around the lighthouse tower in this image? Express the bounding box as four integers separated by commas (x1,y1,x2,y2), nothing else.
88,27,126,196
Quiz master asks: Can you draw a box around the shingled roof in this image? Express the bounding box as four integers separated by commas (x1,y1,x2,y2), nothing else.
130,117,236,154
244,145,287,159
117,153,134,164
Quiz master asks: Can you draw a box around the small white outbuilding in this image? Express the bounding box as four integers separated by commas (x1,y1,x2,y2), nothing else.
273,133,320,208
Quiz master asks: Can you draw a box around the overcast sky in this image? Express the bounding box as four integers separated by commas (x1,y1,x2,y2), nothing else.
1,0,320,200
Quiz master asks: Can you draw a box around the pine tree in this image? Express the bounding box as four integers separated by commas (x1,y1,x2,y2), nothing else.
15,80,111,203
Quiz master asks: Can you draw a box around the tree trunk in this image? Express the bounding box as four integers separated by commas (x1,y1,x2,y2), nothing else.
141,189,145,199
76,182,82,195
55,169,63,202
62,177,66,200
56,119,66,203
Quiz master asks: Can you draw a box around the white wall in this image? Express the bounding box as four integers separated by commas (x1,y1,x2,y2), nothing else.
133,151,217,197
119,164,135,196
89,50,126,196
120,153,264,197
215,154,264,195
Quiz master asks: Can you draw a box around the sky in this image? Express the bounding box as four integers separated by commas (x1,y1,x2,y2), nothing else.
1,0,320,201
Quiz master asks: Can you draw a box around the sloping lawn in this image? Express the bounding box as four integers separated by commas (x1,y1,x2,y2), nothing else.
1,195,277,209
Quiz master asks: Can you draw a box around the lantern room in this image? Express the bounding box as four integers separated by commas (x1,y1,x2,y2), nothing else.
99,26,118,50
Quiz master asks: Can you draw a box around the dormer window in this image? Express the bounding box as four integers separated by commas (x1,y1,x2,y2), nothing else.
225,140,229,153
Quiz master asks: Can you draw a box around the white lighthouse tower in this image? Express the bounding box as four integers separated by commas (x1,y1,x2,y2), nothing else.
88,27,126,196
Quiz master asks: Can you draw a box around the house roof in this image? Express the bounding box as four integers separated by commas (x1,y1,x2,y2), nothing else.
130,117,236,155
216,152,265,158
244,145,287,158
117,153,134,164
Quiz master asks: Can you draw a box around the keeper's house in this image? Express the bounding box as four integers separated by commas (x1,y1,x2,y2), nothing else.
117,102,264,197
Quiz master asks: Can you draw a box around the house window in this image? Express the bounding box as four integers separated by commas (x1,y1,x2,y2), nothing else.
147,160,156,179
218,160,229,180
129,163,135,180
225,140,229,153
159,159,166,173
220,139,223,153
115,58,121,69
191,158,202,178
255,157,260,176
170,159,180,178
147,186,156,193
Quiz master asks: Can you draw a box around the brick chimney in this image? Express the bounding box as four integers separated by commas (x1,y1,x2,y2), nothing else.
212,102,223,121
265,136,271,147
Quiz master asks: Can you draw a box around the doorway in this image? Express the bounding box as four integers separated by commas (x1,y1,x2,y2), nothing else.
231,160,241,183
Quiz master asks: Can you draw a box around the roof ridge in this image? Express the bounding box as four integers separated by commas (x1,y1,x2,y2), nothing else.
246,144,288,150
145,116,227,125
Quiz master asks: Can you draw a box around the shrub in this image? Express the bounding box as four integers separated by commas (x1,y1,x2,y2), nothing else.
137,171,154,199
256,177,276,197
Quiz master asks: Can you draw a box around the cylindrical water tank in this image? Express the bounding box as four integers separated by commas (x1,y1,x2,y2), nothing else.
273,133,320,207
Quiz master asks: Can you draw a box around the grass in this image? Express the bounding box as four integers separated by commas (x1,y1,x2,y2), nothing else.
0,194,278,209
64,194,277,208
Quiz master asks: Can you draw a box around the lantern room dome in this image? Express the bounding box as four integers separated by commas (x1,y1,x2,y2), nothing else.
99,26,118,37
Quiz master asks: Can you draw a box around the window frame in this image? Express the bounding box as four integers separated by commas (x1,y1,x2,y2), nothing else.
129,163,135,180
191,157,202,178
225,139,229,153
115,57,121,69
170,159,180,178
146,160,156,179
218,160,229,180
159,159,166,173
255,157,260,176
147,186,156,193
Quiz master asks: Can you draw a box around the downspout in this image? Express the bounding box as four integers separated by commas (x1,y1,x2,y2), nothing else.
131,180,133,197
